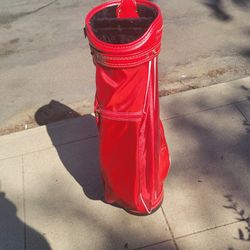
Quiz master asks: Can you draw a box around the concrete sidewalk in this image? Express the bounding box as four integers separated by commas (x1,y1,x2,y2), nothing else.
0,77,250,250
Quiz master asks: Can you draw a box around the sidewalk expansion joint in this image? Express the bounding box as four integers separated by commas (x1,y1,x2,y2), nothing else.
132,239,173,250
0,135,98,161
234,104,249,122
173,220,243,241
52,135,98,149
162,98,249,122
0,154,22,162
22,155,27,250
161,206,180,250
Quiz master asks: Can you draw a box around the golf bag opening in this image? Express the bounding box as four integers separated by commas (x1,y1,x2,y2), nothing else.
90,5,157,44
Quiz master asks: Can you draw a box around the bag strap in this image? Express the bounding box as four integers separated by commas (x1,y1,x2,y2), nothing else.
116,0,139,18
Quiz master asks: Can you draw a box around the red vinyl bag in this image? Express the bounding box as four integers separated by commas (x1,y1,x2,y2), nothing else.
85,0,170,215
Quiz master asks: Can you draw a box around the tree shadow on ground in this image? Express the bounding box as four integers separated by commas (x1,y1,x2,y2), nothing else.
35,100,103,201
203,0,250,21
203,0,250,60
224,194,250,241
231,0,250,9
0,192,51,250
161,85,250,246
240,28,250,60
244,120,250,133
204,0,232,21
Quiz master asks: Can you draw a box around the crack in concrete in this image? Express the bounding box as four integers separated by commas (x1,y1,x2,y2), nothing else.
0,0,57,25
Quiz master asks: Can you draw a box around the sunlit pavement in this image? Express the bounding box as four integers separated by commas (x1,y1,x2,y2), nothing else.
1,0,250,131
0,77,249,250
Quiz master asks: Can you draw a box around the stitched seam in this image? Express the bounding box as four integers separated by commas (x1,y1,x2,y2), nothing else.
97,57,155,67
93,44,160,60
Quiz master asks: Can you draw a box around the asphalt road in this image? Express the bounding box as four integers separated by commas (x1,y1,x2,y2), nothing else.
0,0,250,133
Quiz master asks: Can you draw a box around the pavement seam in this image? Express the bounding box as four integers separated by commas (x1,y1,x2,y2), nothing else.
173,220,243,241
0,135,98,161
234,103,249,122
161,98,249,121
21,155,27,250
0,154,22,162
161,206,180,250
132,239,173,250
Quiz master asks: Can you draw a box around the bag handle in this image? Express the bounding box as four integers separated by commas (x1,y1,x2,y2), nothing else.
116,0,139,18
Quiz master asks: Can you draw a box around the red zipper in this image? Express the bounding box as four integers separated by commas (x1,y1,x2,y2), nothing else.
96,108,143,122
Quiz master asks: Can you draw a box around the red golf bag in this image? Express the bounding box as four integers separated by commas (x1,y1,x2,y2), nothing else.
85,0,170,214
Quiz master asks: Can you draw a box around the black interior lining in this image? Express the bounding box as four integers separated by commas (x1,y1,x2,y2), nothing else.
90,5,157,44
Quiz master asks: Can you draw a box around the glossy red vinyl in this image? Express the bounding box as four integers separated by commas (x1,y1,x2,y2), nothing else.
85,0,170,214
